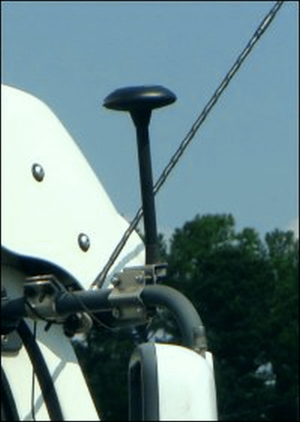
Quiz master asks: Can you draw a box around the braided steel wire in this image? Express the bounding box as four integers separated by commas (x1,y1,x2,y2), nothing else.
92,1,285,289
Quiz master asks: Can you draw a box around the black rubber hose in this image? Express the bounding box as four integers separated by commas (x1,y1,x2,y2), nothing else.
17,320,64,421
55,288,111,316
140,285,207,355
1,367,20,421
3,284,206,355
1,297,25,331
1,289,111,322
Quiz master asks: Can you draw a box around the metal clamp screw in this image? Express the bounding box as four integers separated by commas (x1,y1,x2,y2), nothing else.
78,233,90,252
32,163,45,182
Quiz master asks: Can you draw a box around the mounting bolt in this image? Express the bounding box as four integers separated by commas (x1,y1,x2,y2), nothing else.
111,276,121,287
78,233,90,252
135,274,144,284
2,335,8,343
136,306,144,314
32,163,45,182
112,307,120,319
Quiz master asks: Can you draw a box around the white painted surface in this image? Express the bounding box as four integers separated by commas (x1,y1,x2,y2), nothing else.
1,84,145,289
1,84,146,420
155,344,218,420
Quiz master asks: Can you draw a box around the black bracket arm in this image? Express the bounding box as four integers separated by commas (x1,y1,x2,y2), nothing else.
2,267,207,355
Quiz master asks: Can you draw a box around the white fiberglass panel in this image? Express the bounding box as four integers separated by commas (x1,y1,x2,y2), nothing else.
1,85,145,289
155,344,218,421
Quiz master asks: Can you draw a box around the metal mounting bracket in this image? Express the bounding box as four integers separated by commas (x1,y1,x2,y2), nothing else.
108,263,167,325
109,268,148,324
24,274,66,321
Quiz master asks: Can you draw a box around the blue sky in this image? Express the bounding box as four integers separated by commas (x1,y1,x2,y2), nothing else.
2,1,298,242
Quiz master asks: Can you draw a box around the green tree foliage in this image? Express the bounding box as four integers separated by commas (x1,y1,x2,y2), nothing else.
74,214,298,421
165,214,298,420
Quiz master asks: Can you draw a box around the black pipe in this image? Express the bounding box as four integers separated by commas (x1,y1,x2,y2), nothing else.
1,289,111,324
55,288,111,316
141,285,207,355
3,284,207,354
131,110,158,264
1,297,25,332
1,367,20,421
17,320,64,421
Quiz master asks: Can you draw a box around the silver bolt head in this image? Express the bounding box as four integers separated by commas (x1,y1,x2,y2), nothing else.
112,307,120,319
32,163,45,182
78,233,90,252
135,275,144,284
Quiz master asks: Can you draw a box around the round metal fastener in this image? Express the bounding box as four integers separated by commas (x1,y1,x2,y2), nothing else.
112,308,120,319
32,163,45,182
78,233,90,252
135,275,144,284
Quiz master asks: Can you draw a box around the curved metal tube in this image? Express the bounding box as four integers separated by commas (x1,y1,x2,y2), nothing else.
3,283,206,355
141,285,207,356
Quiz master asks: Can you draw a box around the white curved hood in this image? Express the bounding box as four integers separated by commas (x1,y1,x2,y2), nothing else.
1,84,145,289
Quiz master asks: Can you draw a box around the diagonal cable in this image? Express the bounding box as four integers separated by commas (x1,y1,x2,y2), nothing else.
92,1,285,289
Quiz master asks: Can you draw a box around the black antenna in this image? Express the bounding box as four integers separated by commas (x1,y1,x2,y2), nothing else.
93,2,284,289
103,86,176,264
